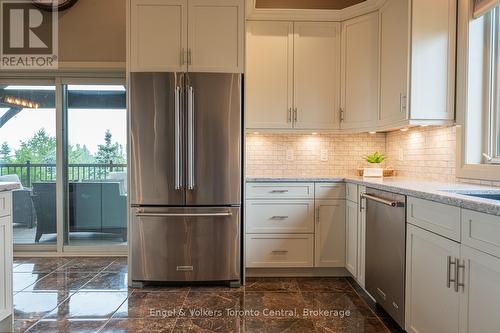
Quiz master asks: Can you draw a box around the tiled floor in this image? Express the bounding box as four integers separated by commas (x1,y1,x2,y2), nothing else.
6,257,403,333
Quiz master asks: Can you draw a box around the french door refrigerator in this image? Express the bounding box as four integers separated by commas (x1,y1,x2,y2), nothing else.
130,72,242,286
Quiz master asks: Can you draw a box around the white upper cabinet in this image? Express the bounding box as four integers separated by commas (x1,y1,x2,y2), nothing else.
188,0,244,73
129,0,243,73
246,21,293,129
379,0,456,129
245,21,340,130
130,0,188,72
340,12,379,130
379,0,409,127
293,22,341,130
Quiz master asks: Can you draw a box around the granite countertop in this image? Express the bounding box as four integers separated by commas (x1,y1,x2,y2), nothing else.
246,176,500,216
0,182,20,192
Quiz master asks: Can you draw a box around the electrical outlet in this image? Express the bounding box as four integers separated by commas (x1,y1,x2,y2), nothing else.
398,148,404,161
320,149,328,162
286,149,294,161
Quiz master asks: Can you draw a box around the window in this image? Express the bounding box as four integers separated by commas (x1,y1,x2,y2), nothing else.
457,0,500,180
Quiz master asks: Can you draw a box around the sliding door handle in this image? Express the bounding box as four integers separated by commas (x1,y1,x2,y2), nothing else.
174,86,182,190
187,86,195,190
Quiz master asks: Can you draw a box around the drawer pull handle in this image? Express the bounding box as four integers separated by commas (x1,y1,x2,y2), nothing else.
270,216,288,220
270,190,289,193
271,250,289,254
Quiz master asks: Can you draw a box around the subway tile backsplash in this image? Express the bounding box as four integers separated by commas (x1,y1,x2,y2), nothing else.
246,126,460,182
246,132,386,178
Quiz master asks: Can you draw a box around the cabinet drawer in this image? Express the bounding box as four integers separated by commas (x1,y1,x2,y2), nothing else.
462,210,500,258
314,183,346,199
245,234,314,267
246,200,314,234
407,197,461,241
0,192,11,218
246,183,314,199
346,183,358,203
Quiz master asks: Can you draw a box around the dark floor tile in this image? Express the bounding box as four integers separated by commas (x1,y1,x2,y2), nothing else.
243,317,317,333
81,272,129,292
103,258,128,274
297,277,354,293
182,291,244,318
174,317,242,333
301,292,375,318
243,292,305,318
22,272,95,293
14,258,73,273
44,291,128,320
27,319,107,333
13,273,47,292
313,316,390,333
244,278,299,292
113,291,188,319
100,318,176,333
56,258,115,273
14,291,69,321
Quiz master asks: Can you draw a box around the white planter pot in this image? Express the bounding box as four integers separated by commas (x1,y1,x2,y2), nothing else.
363,167,383,178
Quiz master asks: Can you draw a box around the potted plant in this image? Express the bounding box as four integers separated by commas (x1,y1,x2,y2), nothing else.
363,151,385,177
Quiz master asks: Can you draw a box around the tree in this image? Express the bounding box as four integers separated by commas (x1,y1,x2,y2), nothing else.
95,130,125,164
68,144,94,164
0,142,11,163
14,129,56,164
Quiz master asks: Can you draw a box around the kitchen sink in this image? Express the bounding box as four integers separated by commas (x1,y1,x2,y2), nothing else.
441,190,500,201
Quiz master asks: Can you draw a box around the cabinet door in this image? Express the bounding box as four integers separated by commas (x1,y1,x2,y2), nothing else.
245,21,293,129
315,200,345,268
188,0,244,73
341,12,379,130
357,186,366,287
406,224,460,333
345,199,358,276
293,22,340,130
379,0,409,126
459,246,500,333
130,0,187,72
0,216,12,322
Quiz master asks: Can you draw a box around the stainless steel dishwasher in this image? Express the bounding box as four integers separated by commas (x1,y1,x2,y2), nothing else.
362,188,406,328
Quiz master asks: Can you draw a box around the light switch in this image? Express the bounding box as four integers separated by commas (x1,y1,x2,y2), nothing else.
286,149,294,161
320,149,328,161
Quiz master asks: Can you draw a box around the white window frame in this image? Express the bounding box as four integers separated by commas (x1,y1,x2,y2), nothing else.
457,0,500,181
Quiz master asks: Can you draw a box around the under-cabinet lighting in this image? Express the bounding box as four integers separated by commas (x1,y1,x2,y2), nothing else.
311,132,318,135
369,131,377,134
253,132,259,135
400,128,409,132
420,125,429,127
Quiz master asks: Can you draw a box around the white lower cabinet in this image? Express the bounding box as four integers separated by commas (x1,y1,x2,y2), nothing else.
245,234,314,268
405,224,460,333
459,245,500,333
314,200,345,267
0,203,13,323
345,199,358,276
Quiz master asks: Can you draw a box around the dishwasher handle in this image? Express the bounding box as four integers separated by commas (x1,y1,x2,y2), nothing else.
361,193,404,208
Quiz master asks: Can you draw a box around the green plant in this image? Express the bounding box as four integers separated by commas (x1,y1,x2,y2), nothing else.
365,151,386,164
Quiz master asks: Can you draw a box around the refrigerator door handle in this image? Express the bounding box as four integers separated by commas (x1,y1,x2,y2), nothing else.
135,212,233,217
187,85,195,190
174,85,182,190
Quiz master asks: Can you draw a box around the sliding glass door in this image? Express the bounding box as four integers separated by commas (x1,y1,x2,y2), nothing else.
0,77,127,253
0,82,57,247
64,83,127,248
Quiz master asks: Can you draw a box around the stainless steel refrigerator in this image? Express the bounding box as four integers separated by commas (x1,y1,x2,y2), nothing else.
130,72,242,287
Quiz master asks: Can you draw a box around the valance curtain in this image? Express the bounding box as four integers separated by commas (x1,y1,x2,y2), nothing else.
473,0,500,18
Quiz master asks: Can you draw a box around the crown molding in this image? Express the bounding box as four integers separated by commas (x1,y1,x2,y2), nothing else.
245,0,386,21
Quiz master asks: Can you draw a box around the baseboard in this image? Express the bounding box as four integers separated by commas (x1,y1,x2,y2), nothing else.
246,267,350,277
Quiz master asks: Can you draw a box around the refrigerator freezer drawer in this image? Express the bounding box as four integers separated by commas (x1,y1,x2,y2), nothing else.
131,207,240,282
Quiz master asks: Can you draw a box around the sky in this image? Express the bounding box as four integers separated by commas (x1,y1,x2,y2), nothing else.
0,107,127,154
